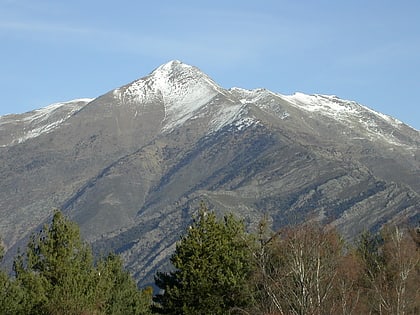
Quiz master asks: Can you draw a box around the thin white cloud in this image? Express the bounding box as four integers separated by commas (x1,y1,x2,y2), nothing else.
0,1,331,70
0,20,90,35
0,14,268,66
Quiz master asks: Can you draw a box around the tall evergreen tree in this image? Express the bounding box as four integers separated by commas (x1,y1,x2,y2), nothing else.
13,210,101,314
0,239,27,314
13,210,152,315
97,253,153,315
154,203,255,314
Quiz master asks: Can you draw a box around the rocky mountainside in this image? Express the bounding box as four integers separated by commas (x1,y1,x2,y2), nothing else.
1,60,419,285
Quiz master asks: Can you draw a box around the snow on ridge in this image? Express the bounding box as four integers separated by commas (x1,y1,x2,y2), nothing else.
230,88,416,147
231,88,352,112
153,62,223,131
208,103,246,132
114,60,226,132
282,93,360,116
204,88,262,134
110,63,415,140
359,103,404,127
22,98,93,123
283,92,408,130
0,98,92,120
280,92,417,147
5,98,92,145
233,116,261,131
17,119,66,143
230,87,273,104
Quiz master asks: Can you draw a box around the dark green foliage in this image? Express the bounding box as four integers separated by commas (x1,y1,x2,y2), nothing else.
153,203,255,314
13,210,100,314
97,253,153,315
0,239,27,314
7,210,152,315
0,270,27,315
2,206,419,315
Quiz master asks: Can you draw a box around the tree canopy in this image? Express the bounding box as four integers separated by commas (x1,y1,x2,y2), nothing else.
1,206,419,315
4,210,152,315
153,203,255,314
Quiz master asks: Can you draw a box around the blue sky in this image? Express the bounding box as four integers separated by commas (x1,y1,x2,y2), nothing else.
1,0,419,129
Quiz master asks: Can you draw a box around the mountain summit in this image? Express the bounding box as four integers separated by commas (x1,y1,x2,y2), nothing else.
112,60,221,106
1,61,419,285
112,60,242,132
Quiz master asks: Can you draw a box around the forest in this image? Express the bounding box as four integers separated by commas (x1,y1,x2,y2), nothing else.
1,206,419,314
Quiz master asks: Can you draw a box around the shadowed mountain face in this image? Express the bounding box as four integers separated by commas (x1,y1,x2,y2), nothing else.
1,61,419,285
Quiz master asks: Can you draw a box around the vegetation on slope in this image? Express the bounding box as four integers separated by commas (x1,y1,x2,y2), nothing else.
1,206,419,314
0,210,152,315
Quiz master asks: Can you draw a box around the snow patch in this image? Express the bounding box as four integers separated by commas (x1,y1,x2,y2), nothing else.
283,93,359,117
233,116,260,131
230,87,273,104
21,98,93,123
17,118,67,143
280,92,416,147
361,104,404,128
208,104,245,132
3,99,92,145
281,112,290,120
231,88,416,148
114,60,226,132
282,92,404,129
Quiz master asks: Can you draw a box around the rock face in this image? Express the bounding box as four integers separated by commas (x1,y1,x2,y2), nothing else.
1,60,419,285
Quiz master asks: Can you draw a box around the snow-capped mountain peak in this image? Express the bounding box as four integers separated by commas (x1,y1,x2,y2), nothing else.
1,61,419,289
113,60,232,131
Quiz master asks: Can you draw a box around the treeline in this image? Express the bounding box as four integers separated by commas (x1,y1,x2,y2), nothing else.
153,204,420,315
1,207,419,314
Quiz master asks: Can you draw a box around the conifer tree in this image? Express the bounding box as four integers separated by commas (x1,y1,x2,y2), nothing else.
154,203,254,314
97,252,153,315
0,239,27,314
13,210,152,315
13,210,100,314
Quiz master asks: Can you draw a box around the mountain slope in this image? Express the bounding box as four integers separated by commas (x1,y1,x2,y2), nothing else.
0,99,92,146
0,61,419,285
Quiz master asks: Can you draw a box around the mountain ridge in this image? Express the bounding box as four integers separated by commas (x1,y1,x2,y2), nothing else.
0,60,418,285
2,61,419,146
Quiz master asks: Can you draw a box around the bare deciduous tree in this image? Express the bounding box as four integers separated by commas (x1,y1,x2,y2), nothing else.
253,223,345,315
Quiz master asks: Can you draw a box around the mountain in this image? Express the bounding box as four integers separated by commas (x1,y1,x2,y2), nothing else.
1,60,419,285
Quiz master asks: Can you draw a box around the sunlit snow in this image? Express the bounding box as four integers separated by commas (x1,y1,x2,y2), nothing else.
283,92,404,128
113,60,247,133
227,87,417,149
5,61,415,151
0,99,92,145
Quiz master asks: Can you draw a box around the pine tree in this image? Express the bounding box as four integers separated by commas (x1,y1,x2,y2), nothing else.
154,203,255,314
13,210,153,314
0,239,27,314
97,252,153,315
13,210,99,314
